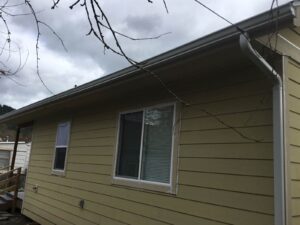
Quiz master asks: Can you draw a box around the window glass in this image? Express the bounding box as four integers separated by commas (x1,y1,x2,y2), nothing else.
115,104,175,184
141,105,174,183
56,123,70,146
53,121,70,171
116,112,143,178
53,147,67,170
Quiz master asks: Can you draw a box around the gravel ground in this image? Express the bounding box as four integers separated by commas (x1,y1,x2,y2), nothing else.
0,211,38,225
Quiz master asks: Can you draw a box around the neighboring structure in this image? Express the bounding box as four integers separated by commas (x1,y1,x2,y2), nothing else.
0,142,31,173
0,2,300,225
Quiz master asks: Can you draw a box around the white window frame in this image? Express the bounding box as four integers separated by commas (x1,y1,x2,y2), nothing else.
112,102,180,194
52,121,71,176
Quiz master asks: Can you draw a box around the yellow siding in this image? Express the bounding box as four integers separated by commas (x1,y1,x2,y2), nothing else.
22,70,274,225
285,58,300,225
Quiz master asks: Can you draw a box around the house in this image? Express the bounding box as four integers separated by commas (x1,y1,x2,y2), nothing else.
0,141,31,173
0,2,299,225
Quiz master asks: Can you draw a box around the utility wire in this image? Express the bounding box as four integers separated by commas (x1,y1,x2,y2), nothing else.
192,0,284,143
194,0,289,61
194,0,246,35
271,0,279,51
193,0,282,48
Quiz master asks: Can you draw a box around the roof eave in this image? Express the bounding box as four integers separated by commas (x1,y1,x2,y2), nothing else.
0,1,296,124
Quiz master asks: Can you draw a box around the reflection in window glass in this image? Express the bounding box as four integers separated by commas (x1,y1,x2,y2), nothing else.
116,112,143,178
53,122,70,171
115,105,174,184
141,106,174,183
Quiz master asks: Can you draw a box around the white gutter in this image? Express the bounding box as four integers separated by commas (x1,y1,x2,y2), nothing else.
239,34,286,225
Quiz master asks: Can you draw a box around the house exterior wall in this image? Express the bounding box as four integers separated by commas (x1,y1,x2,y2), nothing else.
22,69,274,225
284,57,300,225
0,149,10,168
0,142,31,173
256,26,300,225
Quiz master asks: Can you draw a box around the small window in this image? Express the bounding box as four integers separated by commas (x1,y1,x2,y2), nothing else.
115,104,175,185
52,121,70,173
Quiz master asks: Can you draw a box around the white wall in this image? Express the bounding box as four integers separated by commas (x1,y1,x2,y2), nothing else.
0,142,31,173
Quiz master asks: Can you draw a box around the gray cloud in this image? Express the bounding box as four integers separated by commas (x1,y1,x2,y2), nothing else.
0,0,291,109
124,14,162,34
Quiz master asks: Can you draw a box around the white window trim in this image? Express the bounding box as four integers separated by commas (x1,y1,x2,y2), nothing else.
52,121,71,176
112,102,180,194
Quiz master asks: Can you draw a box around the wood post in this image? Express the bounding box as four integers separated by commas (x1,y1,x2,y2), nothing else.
11,127,20,171
11,167,21,213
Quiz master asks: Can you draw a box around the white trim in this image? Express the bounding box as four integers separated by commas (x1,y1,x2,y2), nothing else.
114,176,171,187
173,103,182,194
112,102,177,193
169,103,177,192
51,121,71,176
138,111,145,180
112,113,121,179
278,34,300,51
112,176,172,193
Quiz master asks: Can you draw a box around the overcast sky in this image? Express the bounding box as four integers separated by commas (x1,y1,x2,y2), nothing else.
0,0,291,109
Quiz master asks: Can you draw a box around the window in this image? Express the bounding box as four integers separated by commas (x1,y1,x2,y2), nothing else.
115,104,175,187
52,121,71,174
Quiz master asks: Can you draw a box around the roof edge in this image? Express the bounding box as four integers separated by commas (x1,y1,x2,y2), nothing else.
0,1,297,124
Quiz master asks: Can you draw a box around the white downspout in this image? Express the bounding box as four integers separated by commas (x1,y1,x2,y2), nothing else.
239,34,286,225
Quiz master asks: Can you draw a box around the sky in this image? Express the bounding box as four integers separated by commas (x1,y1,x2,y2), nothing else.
0,0,291,109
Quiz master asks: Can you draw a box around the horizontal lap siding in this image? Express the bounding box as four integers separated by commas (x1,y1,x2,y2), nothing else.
23,71,274,225
285,58,300,224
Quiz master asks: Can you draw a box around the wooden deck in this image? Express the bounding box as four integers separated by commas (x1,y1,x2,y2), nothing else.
0,168,22,212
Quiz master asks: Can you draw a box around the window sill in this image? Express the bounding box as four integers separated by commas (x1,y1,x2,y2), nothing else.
51,169,65,177
112,176,176,194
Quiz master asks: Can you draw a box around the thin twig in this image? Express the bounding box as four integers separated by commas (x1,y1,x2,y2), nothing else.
0,40,7,56
25,0,54,94
163,0,169,13
7,45,29,76
4,75,27,87
92,0,188,104
0,0,8,10
69,0,81,9
101,23,171,41
0,3,26,8
199,108,263,143
39,21,68,52
0,9,37,17
0,11,12,62
51,0,61,9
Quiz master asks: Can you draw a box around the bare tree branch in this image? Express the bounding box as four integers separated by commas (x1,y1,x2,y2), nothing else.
89,0,188,105
98,22,171,41
3,75,27,87
1,8,38,17
0,11,11,62
21,1,67,94
0,0,264,143
199,108,264,143
51,0,61,9
0,3,26,8
163,0,169,14
145,0,169,13
25,0,54,94
39,21,68,52
69,0,81,10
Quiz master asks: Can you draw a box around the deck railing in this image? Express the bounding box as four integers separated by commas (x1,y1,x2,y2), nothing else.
0,165,10,174
0,167,21,212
